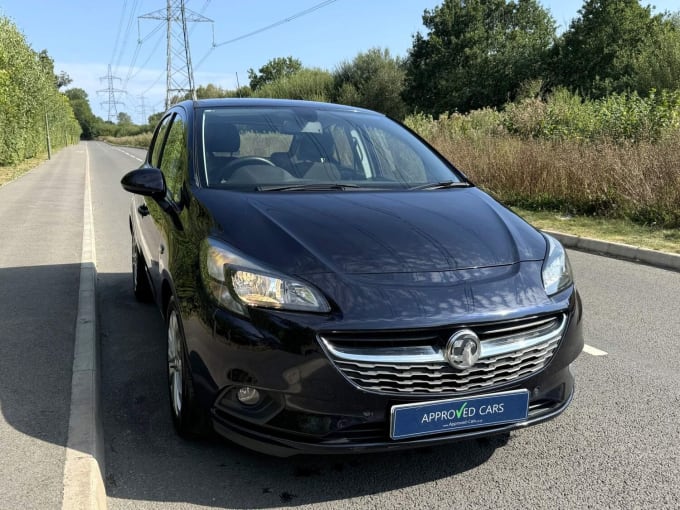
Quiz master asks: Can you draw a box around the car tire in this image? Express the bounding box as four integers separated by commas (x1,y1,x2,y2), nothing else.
132,237,152,302
166,297,208,438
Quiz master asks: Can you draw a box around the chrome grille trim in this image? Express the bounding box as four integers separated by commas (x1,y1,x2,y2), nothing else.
319,314,567,395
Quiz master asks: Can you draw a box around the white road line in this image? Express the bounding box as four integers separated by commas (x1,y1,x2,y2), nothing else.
62,144,107,510
112,146,144,162
583,344,608,356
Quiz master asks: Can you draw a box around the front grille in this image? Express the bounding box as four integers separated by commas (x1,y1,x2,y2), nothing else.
319,314,566,396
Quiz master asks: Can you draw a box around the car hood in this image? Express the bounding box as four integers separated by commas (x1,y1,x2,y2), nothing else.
195,187,547,276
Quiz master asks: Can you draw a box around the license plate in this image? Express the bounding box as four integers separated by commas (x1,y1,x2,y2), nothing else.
390,389,529,440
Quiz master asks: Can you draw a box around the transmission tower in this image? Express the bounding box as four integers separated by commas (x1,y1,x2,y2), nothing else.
137,94,148,124
139,0,213,109
98,64,126,121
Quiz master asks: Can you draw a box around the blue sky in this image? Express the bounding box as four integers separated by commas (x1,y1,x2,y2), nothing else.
1,0,677,122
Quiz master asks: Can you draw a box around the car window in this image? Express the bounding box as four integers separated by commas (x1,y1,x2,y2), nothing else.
150,114,173,169
200,107,462,190
364,127,428,182
328,125,353,168
159,114,187,204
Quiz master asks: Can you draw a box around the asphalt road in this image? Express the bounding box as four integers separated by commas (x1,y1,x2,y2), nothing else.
2,141,679,509
0,145,85,509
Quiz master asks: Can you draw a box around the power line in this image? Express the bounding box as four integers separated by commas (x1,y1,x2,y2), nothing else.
191,0,212,35
124,27,166,87
142,69,167,96
113,0,142,75
194,0,340,71
111,0,139,74
214,0,338,48
128,0,340,112
110,0,129,66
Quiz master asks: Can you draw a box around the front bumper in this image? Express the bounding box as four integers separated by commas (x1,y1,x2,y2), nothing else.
183,288,583,457
211,367,575,457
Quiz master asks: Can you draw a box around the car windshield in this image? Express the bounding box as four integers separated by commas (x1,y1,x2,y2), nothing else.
199,106,465,190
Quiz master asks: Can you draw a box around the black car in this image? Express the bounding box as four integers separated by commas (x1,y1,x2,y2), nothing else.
121,98,583,456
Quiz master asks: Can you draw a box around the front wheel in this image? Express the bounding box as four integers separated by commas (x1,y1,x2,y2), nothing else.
166,298,207,438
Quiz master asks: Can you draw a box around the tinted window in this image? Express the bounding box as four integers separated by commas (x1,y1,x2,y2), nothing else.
200,107,462,190
150,114,173,169
159,114,187,203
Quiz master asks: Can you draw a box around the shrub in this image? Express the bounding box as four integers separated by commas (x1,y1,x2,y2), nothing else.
405,89,680,227
253,69,333,102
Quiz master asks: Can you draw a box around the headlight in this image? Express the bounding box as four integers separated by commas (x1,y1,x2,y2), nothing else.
201,238,331,314
541,234,573,296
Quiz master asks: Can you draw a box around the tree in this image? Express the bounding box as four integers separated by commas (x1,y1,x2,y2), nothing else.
252,68,333,102
148,111,164,127
333,48,408,119
631,14,680,94
403,0,556,115
0,18,80,163
65,88,99,139
195,83,229,98
248,56,302,91
194,83,252,98
117,112,133,125
36,49,72,90
551,0,664,97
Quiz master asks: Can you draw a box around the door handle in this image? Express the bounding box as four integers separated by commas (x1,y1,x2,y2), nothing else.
137,204,149,216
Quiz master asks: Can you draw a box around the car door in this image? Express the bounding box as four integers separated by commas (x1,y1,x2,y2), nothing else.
146,108,189,301
136,109,191,291
134,113,173,297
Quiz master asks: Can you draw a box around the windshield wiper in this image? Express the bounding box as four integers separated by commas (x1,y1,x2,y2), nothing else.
409,180,470,191
258,183,362,192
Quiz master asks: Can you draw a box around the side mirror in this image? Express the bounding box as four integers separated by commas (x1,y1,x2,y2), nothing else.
121,168,166,198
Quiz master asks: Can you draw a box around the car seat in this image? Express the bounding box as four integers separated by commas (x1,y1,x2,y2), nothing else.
204,123,240,184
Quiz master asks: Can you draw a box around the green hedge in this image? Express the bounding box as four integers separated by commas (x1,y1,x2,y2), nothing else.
0,16,81,166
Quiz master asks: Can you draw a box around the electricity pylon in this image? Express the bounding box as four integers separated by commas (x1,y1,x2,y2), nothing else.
98,64,125,122
139,0,213,109
137,94,148,125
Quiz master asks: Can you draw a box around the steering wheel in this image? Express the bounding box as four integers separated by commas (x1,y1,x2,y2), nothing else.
224,156,275,171
216,156,277,183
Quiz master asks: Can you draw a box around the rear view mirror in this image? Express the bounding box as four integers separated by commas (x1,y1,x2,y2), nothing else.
120,168,166,198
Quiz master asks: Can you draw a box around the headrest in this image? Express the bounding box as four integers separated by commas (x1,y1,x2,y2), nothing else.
204,122,240,154
293,133,333,162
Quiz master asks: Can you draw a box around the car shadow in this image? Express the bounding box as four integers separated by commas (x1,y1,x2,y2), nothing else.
0,263,80,452
97,270,511,508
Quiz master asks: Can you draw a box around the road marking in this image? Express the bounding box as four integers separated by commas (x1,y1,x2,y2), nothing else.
62,143,107,510
112,146,144,162
583,344,608,356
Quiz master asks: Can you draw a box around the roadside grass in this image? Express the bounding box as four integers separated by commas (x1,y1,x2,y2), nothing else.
421,128,680,229
100,133,152,148
0,153,48,186
513,207,680,254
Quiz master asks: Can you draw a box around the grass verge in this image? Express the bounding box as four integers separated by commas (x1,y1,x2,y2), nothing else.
100,133,152,148
0,153,48,186
513,207,680,254
421,131,680,229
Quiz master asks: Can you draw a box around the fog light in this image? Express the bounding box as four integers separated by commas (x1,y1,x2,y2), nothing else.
237,386,260,405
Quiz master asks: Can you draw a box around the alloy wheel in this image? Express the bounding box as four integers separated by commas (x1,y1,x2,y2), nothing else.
167,310,183,418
